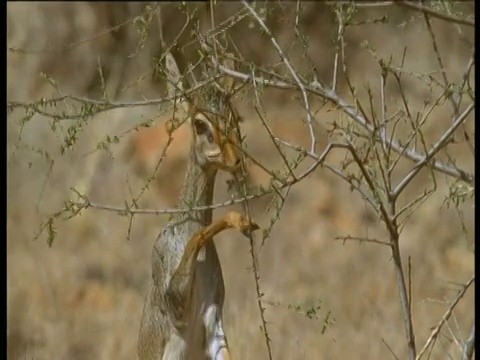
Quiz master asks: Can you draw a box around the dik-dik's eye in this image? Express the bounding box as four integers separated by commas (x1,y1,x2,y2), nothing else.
193,118,215,143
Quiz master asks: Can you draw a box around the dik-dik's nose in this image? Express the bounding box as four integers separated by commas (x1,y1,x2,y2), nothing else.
228,151,242,172
221,139,241,171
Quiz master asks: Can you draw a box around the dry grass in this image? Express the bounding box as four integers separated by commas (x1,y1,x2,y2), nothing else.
7,3,474,360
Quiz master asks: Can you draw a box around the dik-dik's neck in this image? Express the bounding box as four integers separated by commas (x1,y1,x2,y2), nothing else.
176,148,217,225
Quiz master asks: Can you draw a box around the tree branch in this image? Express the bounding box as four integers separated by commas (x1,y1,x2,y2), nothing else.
462,323,475,360
395,1,474,27
416,275,475,360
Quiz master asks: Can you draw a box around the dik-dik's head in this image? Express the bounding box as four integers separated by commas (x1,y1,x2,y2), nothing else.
165,52,242,174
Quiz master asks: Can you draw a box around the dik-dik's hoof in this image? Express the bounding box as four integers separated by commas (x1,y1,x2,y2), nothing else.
224,211,260,235
240,222,260,238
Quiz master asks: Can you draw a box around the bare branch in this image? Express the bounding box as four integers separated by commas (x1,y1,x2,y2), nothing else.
242,1,317,154
334,235,392,247
353,1,395,8
416,275,475,360
393,103,474,197
462,324,475,360
332,7,346,91
8,76,223,119
237,174,274,360
7,9,148,55
340,139,418,360
395,1,474,27
214,66,474,185
381,337,401,360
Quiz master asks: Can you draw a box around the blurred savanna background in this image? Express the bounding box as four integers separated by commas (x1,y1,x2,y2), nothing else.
7,2,474,359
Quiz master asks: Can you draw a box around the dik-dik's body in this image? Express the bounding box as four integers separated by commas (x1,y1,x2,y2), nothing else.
137,52,254,359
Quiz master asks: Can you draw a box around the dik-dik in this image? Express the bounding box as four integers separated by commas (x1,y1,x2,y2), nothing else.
137,51,257,360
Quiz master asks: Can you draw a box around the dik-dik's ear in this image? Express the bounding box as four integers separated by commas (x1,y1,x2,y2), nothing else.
221,54,237,93
218,53,237,94
207,52,237,96
165,51,191,114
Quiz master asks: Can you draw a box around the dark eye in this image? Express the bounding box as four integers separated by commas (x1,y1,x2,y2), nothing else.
193,119,208,135
193,118,215,143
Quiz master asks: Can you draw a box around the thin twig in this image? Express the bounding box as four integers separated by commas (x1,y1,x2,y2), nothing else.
66,140,340,218
393,103,474,197
343,139,417,360
7,8,147,55
381,337,401,360
462,324,475,360
334,235,392,247
416,275,475,360
8,77,223,117
234,81,274,359
214,66,474,185
332,7,345,91
395,1,474,27
243,1,317,154
422,7,462,122
353,1,395,8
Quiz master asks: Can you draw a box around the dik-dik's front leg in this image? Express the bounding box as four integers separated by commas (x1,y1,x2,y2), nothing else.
166,212,259,326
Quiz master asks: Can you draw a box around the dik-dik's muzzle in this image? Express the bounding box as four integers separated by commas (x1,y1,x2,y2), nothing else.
216,134,242,174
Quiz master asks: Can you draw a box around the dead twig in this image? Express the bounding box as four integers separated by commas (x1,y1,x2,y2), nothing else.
395,1,474,27
416,275,475,360
462,323,475,360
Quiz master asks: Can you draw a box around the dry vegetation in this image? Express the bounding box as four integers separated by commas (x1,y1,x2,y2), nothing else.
7,2,474,360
